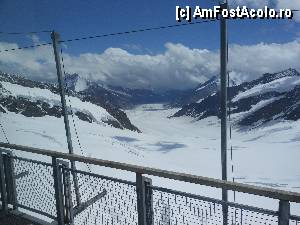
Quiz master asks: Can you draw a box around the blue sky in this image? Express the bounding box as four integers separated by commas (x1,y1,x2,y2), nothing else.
0,0,299,89
0,0,299,54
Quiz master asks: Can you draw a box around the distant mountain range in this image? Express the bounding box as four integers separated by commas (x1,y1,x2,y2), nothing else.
0,72,140,132
65,73,188,109
1,68,299,130
172,68,300,127
64,73,237,109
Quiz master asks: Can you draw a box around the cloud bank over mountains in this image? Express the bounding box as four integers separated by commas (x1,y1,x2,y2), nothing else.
0,39,300,90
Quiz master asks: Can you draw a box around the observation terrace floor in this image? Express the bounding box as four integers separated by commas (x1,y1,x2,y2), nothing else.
0,211,44,225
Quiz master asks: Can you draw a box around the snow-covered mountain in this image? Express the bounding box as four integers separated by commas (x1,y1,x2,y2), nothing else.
169,76,220,107
65,73,188,109
1,70,300,215
172,68,300,128
168,74,239,107
2,68,299,131
0,71,140,132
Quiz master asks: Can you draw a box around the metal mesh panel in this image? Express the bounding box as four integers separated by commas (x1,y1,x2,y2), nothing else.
290,215,300,225
227,207,278,225
152,188,223,225
0,152,298,225
13,157,56,218
71,171,138,225
151,187,280,225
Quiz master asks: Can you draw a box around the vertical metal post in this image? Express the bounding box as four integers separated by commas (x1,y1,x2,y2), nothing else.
278,200,290,225
136,173,153,225
52,157,65,225
3,153,17,209
0,153,8,212
145,177,153,225
51,31,81,206
61,162,74,225
220,2,228,225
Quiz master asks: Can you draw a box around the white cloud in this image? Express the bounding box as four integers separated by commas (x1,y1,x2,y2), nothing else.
229,41,300,82
0,42,56,80
276,0,300,10
28,34,41,45
0,40,300,90
229,0,300,22
229,0,270,8
276,0,300,22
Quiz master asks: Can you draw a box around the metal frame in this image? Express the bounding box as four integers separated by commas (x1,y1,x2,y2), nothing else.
220,3,228,225
52,157,65,225
12,203,57,220
151,185,278,216
51,31,81,206
0,153,8,213
3,152,17,208
0,151,108,224
64,167,135,186
136,173,153,225
0,144,298,225
4,209,54,225
1,142,299,203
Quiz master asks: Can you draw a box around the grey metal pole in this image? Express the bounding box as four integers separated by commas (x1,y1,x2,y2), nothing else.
0,153,8,212
220,1,228,225
51,31,81,206
136,173,154,225
278,200,290,225
52,157,65,225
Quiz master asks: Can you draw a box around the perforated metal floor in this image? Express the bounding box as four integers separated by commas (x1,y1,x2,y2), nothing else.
0,213,42,225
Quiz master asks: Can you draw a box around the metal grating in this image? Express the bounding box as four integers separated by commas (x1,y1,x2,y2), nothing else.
0,150,299,225
151,186,281,225
290,215,300,225
152,188,223,225
69,170,138,225
227,207,278,225
12,157,56,218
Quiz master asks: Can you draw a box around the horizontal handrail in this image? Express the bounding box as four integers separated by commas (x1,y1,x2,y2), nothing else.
151,185,279,216
1,142,300,203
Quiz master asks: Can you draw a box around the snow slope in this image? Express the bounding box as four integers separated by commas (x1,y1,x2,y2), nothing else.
1,103,300,214
1,80,116,122
233,75,300,102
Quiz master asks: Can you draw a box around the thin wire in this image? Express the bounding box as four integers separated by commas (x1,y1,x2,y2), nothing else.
2,12,300,53
0,19,218,53
0,42,52,53
228,70,238,225
0,117,9,144
59,19,218,44
60,47,111,224
61,46,107,197
60,47,97,222
60,46,108,219
0,104,9,143
0,30,52,35
228,0,238,8
0,7,298,37
60,47,92,173
228,71,236,203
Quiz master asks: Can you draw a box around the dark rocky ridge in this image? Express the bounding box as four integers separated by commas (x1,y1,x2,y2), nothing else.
66,73,190,109
172,69,300,127
169,76,219,107
0,72,140,132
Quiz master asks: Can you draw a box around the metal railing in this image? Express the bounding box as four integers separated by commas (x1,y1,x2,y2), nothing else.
0,142,300,225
